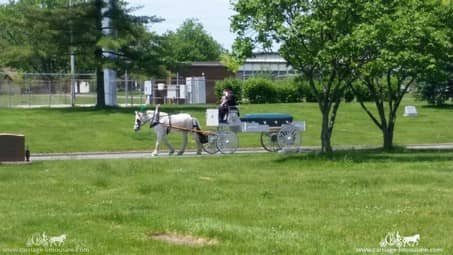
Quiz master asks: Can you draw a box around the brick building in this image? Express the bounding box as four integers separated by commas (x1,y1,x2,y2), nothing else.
177,62,234,104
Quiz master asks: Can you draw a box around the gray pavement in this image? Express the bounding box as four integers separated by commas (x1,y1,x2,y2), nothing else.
28,143,453,161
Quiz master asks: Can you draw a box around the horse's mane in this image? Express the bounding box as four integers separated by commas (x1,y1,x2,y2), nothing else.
145,110,168,117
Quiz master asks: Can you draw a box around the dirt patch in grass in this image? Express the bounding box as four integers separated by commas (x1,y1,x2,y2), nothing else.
148,232,218,247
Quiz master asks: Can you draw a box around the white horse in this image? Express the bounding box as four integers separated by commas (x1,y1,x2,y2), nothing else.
134,110,203,156
402,234,420,247
49,234,67,247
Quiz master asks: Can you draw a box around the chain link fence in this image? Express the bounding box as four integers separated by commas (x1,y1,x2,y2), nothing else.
0,73,96,108
0,73,209,108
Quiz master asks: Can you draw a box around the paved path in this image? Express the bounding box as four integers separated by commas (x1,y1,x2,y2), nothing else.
29,143,453,161
31,149,267,161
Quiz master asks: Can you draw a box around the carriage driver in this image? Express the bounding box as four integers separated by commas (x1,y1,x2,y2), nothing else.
218,88,239,123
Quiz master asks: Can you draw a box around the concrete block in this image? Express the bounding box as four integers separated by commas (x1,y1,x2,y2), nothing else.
0,133,25,162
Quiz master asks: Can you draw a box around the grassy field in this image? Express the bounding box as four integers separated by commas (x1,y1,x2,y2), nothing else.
0,150,452,254
0,98,452,153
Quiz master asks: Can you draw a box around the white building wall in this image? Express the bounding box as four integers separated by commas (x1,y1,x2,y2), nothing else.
238,53,295,78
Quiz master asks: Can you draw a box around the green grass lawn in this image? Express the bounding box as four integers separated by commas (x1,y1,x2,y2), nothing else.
0,151,452,254
0,98,452,153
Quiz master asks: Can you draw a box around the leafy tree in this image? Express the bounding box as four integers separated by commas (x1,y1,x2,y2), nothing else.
415,63,452,106
0,1,73,73
231,0,362,152
348,0,451,150
415,1,453,106
220,53,242,74
162,18,225,66
0,0,166,107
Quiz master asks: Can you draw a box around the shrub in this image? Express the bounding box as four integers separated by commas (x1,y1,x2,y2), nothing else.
298,81,318,102
243,77,278,104
274,78,304,103
415,81,452,106
277,85,297,103
214,78,243,103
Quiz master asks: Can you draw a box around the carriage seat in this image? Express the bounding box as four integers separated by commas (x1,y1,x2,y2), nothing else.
220,106,240,124
240,113,293,127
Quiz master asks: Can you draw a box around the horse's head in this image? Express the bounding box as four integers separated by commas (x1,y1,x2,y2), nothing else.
134,111,143,132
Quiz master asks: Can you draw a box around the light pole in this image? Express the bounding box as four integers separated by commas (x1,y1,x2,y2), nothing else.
69,0,76,107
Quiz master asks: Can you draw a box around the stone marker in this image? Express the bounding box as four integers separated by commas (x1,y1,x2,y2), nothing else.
404,106,418,117
0,133,25,162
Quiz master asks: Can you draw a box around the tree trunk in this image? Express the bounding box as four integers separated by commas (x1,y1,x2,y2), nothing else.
383,127,394,151
320,111,333,153
96,68,105,107
383,115,396,150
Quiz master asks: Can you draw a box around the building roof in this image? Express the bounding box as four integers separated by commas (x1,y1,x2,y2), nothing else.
245,52,287,64
190,61,226,67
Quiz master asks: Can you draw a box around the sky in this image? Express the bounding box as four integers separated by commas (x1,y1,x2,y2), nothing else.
128,0,236,49
0,0,237,50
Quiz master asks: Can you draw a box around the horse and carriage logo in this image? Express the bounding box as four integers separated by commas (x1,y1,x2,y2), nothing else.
26,232,67,247
379,231,420,248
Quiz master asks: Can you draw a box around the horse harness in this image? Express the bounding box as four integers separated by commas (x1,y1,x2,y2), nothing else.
147,110,200,135
150,111,172,134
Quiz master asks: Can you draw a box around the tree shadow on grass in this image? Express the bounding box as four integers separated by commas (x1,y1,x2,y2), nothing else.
421,104,453,110
275,147,453,164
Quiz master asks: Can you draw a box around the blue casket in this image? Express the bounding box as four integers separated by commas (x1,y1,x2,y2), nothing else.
240,113,293,127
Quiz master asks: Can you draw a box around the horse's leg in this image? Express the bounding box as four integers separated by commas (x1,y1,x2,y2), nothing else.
151,128,159,156
162,134,175,155
152,126,174,156
177,132,188,155
193,132,202,155
152,140,159,157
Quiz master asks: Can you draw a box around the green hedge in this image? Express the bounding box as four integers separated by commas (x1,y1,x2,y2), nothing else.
214,77,374,104
243,77,279,104
274,79,305,103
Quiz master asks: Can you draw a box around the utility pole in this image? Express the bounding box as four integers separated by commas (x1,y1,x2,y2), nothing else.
101,0,117,106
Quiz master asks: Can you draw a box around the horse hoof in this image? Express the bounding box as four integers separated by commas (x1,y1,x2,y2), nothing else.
169,150,175,156
151,153,158,157
196,151,202,155
177,152,184,156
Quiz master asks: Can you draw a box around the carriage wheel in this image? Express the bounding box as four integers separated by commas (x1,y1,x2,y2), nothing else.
260,132,281,152
216,131,239,154
217,123,230,132
277,125,301,151
201,134,219,154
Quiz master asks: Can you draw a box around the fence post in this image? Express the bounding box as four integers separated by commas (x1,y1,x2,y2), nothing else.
48,79,52,107
28,77,31,108
130,82,133,107
125,70,128,107
7,78,11,108
71,56,76,107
